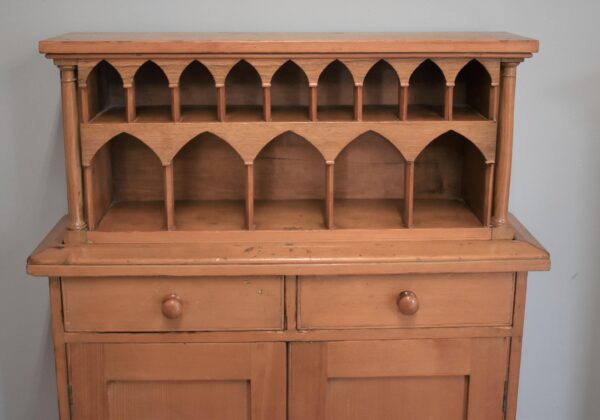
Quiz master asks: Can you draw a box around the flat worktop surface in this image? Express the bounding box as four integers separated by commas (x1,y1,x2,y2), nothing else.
39,32,539,55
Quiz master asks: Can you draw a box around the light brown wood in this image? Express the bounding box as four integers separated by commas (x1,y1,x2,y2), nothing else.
163,164,175,230
49,278,71,420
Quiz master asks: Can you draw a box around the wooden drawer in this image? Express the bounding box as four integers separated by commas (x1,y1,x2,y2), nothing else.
297,273,515,329
62,276,284,332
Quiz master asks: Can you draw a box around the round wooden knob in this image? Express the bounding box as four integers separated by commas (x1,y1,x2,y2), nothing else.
397,291,419,315
162,294,183,319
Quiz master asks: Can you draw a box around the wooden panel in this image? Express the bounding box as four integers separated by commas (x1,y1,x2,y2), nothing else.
69,342,285,420
62,276,284,332
289,338,509,420
298,273,515,329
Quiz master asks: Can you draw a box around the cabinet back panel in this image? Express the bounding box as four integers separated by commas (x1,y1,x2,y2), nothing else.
271,61,309,107
226,60,262,106
318,61,354,106
134,61,171,107
363,60,400,106
180,61,217,106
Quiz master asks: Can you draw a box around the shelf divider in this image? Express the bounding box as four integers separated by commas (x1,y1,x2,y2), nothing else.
246,163,255,230
83,166,95,231
354,85,363,121
309,85,318,121
170,86,180,122
444,85,454,120
404,161,415,228
217,85,226,121
483,162,495,226
164,164,175,231
125,85,136,122
79,86,90,123
489,85,499,120
263,85,272,122
326,162,334,229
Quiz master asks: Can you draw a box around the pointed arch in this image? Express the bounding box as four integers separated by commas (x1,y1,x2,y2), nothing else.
317,60,355,121
134,60,171,121
225,60,263,121
86,60,125,122
270,60,310,121
453,59,493,120
408,59,446,120
363,60,400,120
179,61,217,122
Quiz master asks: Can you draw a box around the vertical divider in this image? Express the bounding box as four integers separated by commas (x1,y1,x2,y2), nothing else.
444,85,454,120
246,163,255,230
325,162,334,229
483,162,495,226
125,85,136,122
399,85,408,120
79,86,90,123
309,84,318,121
263,85,272,121
354,84,363,121
83,166,95,231
164,164,175,231
217,84,226,121
488,85,499,120
171,85,181,122
404,161,415,228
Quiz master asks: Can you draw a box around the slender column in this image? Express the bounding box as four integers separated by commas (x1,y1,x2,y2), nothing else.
164,164,175,231
483,162,495,226
217,84,226,121
399,85,408,120
59,66,86,230
309,84,318,121
79,86,90,123
170,85,181,122
325,162,334,229
354,84,363,121
444,85,454,120
404,161,414,228
488,85,499,120
263,84,272,122
246,163,255,230
125,84,136,122
492,62,519,226
83,166,95,231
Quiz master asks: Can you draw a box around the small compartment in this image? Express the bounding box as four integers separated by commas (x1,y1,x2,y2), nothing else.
317,60,354,121
225,60,263,121
134,61,171,122
334,132,405,228
254,132,326,229
414,131,487,227
179,61,218,122
408,59,445,120
89,134,165,231
173,133,246,230
271,60,310,121
453,60,492,120
363,60,400,121
87,60,125,123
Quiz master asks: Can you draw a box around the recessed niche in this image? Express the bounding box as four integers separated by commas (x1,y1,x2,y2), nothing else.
254,132,326,229
271,61,310,122
87,61,125,123
134,61,172,122
453,60,492,120
408,60,445,120
363,60,400,121
225,60,263,121
317,60,354,121
334,132,405,228
414,131,486,227
173,133,246,230
91,134,165,231
179,61,218,122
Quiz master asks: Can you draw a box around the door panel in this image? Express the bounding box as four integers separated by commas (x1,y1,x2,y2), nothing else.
289,338,508,420
68,342,286,420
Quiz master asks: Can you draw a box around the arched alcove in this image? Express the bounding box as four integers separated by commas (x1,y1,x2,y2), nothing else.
408,60,445,120
254,132,326,229
335,132,406,228
453,60,492,120
87,60,125,123
414,131,487,227
134,61,171,122
271,61,310,121
90,133,164,231
173,133,246,230
317,60,354,121
225,60,263,121
363,60,400,121
179,61,217,122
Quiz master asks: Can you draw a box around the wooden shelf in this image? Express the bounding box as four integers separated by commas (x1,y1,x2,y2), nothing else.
136,105,172,122
181,106,218,122
175,200,246,230
97,201,165,232
334,199,404,229
452,105,487,121
255,199,325,230
226,105,263,122
271,106,309,122
363,105,399,121
90,106,126,123
407,105,444,120
317,106,354,121
413,199,481,228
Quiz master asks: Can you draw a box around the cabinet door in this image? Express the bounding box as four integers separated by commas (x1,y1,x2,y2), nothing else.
68,342,285,420
289,338,508,420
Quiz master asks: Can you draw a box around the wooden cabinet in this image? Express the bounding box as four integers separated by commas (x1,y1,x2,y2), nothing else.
28,33,549,419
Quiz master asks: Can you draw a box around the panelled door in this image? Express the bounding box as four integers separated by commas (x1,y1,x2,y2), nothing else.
289,338,509,420
68,342,286,420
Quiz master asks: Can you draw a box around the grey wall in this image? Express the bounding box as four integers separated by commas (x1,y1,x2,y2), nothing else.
1,1,598,418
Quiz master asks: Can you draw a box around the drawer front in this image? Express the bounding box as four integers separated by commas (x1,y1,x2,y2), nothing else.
62,276,284,332
298,273,515,329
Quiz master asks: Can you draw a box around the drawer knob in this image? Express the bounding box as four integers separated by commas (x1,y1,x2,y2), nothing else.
397,291,419,315
162,294,183,319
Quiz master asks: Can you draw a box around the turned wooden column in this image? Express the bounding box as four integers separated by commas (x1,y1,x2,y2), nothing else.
492,62,519,226
59,65,86,230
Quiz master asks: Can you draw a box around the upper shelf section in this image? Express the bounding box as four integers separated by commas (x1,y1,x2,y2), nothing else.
39,32,539,56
